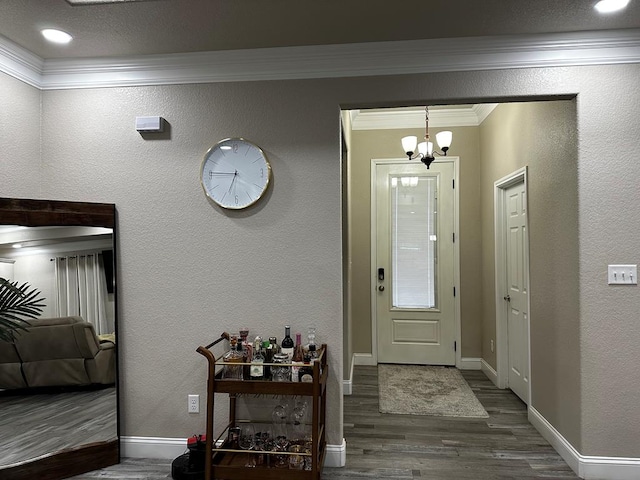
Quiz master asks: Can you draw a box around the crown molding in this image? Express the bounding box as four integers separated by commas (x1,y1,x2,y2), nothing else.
2,29,640,90
0,35,44,88
350,104,499,130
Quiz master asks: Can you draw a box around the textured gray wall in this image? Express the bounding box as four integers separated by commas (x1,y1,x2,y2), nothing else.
0,73,41,196
2,64,639,458
480,100,580,449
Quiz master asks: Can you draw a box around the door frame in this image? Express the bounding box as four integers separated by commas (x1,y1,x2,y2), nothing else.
494,166,532,401
370,157,461,367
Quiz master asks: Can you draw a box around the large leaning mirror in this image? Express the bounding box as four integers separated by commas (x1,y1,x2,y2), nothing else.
0,198,119,480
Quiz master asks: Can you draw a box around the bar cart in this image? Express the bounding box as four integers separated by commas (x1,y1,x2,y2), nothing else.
196,334,328,480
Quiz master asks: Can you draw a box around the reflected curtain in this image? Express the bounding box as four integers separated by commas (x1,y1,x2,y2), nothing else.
54,253,111,335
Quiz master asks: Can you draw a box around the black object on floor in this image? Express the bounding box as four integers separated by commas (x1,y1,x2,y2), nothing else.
171,435,205,480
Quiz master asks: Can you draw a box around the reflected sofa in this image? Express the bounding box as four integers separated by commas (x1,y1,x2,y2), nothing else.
0,316,115,390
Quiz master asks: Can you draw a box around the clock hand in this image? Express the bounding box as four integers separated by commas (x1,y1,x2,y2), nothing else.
209,172,237,175
227,170,238,194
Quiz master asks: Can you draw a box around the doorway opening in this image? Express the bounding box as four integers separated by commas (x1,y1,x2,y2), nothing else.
341,98,577,404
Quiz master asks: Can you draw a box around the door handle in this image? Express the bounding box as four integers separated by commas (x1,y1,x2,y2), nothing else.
504,295,511,302
378,285,385,291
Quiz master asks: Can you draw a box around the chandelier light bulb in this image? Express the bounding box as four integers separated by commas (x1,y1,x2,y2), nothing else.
425,141,434,156
436,131,453,150
402,136,418,154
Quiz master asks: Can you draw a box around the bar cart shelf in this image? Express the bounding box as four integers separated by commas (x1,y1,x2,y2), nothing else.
196,335,328,480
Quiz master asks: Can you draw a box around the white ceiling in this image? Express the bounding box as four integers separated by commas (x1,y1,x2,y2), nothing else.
1,2,638,127
0,0,639,60
0,226,113,257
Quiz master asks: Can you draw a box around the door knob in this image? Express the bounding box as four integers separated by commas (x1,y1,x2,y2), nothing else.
378,285,385,291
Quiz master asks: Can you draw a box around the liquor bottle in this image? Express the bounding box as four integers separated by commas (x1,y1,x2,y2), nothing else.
291,332,304,383
298,354,313,383
304,327,316,355
247,336,261,380
239,328,252,379
223,335,244,380
269,336,280,354
239,327,253,365
263,339,274,380
250,342,265,380
281,325,294,360
308,343,318,361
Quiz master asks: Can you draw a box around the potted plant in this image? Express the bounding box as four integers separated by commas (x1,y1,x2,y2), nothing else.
0,277,46,343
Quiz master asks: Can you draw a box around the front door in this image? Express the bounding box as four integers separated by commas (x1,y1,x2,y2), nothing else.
375,160,456,365
505,180,530,403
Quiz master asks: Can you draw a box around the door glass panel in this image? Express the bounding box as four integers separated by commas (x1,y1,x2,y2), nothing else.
390,175,438,308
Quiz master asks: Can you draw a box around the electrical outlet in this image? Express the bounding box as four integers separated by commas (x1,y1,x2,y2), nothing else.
188,394,199,413
490,340,494,353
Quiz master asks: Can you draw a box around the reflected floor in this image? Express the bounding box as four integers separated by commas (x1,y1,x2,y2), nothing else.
0,386,116,468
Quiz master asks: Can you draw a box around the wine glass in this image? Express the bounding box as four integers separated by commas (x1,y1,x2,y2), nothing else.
254,425,272,467
238,424,256,467
292,399,307,424
271,402,288,425
272,423,290,469
291,399,307,444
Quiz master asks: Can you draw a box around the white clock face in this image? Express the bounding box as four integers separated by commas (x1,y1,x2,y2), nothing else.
200,138,271,210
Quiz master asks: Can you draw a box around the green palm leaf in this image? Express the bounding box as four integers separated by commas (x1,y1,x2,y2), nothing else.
0,278,46,343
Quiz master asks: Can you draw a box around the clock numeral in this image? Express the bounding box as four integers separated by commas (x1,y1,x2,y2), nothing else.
232,143,239,153
235,195,239,205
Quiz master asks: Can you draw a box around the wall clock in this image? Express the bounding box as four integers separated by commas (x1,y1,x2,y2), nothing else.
200,138,272,210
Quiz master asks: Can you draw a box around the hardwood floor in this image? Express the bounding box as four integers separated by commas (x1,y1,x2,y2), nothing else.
66,366,578,479
0,386,117,468
323,366,578,479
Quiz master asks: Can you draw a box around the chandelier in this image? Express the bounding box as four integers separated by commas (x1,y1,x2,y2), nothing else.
401,106,452,169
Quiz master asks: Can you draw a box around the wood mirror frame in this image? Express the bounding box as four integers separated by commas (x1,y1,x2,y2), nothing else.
0,197,119,480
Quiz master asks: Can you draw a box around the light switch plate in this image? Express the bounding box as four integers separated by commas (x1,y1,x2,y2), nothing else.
607,264,637,285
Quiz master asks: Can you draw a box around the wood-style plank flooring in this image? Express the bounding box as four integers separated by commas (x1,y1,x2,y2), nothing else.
324,366,578,479
65,366,578,479
0,387,117,468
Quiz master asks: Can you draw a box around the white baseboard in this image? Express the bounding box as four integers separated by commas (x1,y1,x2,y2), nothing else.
481,358,499,387
459,357,482,370
325,438,347,467
353,352,376,366
529,407,640,480
343,353,356,396
343,378,352,395
121,436,186,459
121,436,347,467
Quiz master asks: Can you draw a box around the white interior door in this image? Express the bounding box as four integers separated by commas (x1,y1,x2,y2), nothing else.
505,180,530,403
375,161,456,365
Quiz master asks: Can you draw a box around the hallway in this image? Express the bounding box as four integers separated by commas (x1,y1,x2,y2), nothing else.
323,365,578,479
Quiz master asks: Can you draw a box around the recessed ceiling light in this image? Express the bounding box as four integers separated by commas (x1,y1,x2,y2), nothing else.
41,29,73,44
594,0,630,13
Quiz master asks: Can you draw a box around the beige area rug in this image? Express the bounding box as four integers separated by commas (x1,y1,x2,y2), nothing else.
378,364,489,418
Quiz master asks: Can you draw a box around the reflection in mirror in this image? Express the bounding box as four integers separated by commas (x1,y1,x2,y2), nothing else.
0,198,118,480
